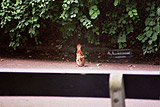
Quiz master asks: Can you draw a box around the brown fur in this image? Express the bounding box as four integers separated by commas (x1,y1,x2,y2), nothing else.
76,44,84,67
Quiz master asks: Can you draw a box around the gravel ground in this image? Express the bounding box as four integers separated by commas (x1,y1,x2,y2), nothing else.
0,58,159,71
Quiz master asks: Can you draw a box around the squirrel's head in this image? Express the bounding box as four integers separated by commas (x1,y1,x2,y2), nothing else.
77,44,82,50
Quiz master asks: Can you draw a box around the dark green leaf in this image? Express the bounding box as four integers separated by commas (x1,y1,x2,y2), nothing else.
152,33,157,41
146,31,153,37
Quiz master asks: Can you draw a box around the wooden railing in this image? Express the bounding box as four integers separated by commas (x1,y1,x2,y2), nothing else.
0,68,159,107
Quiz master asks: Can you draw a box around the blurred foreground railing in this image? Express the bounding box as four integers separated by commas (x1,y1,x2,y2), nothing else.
0,68,159,107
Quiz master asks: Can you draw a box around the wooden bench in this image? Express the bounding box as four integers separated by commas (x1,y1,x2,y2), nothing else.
0,68,159,107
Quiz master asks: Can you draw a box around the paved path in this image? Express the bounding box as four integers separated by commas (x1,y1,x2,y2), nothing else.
0,58,159,71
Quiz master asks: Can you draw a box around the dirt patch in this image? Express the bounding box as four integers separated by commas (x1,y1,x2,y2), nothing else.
0,44,159,65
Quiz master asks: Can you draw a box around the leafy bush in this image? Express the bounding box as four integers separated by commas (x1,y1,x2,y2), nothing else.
0,0,57,49
137,1,160,54
0,0,159,55
59,0,101,45
102,0,140,49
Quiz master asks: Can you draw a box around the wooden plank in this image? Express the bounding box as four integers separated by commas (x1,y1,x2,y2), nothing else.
0,97,159,107
109,73,125,107
0,68,159,75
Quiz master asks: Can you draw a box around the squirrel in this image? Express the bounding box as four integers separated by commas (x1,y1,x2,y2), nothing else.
76,44,84,67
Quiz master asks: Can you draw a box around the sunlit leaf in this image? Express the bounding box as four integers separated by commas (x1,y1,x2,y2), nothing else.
114,0,119,6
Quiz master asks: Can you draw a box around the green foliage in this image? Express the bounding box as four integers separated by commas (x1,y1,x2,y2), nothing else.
102,0,140,49
114,0,120,6
137,1,160,54
89,5,100,19
0,0,159,55
0,0,56,49
157,8,160,16
59,0,100,45
60,0,79,21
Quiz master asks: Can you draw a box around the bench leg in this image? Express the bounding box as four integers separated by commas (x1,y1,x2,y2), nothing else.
109,73,125,107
